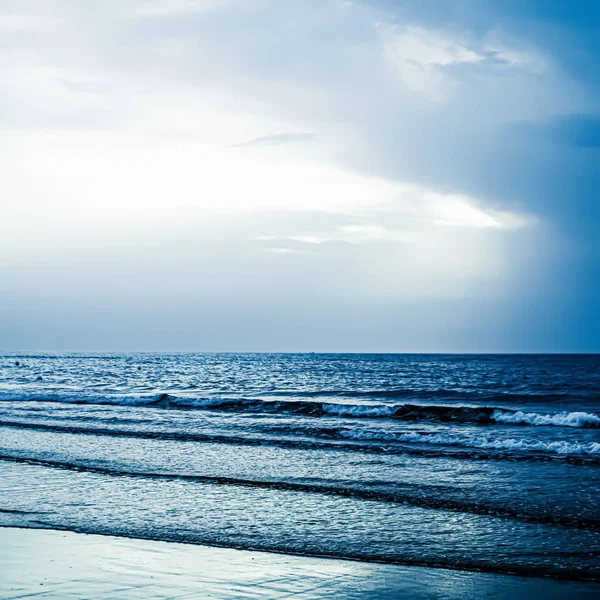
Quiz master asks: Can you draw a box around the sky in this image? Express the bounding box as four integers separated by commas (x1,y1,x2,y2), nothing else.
1,0,598,353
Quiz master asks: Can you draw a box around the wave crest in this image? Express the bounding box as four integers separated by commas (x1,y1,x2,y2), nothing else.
492,409,600,428
339,429,600,457
1,392,599,429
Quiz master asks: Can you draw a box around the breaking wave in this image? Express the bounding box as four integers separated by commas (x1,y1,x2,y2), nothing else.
339,429,600,457
2,419,599,464
1,392,599,429
491,409,600,428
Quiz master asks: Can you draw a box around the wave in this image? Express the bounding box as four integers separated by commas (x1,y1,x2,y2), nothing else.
2,420,599,464
2,392,599,429
1,453,598,531
492,410,600,428
339,429,600,457
263,388,582,403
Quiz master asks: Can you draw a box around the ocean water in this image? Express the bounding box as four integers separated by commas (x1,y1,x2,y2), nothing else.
1,353,599,580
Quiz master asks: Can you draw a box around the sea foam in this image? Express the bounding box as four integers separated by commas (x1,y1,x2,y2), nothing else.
1,391,599,429
339,428,600,457
492,409,600,428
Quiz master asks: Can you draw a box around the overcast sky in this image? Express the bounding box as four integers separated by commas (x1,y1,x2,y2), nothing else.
1,0,599,352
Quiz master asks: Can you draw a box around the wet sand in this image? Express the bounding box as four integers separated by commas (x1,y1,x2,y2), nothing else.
1,527,599,599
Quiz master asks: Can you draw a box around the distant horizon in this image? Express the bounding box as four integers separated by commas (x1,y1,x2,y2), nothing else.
3,349,599,356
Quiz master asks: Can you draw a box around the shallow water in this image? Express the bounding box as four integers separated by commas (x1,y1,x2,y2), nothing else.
4,528,600,600
1,353,599,579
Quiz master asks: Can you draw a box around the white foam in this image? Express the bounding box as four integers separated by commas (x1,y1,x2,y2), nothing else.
0,391,154,406
321,404,397,418
339,428,600,456
492,410,600,428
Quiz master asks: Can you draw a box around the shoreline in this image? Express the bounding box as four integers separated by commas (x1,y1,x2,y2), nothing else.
2,517,598,583
2,526,600,599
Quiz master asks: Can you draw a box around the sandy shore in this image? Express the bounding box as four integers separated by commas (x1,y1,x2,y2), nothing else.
1,527,599,599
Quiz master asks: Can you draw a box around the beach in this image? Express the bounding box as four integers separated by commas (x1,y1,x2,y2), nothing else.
2,527,600,599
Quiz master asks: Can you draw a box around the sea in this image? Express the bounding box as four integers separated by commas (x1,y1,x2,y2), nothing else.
1,353,599,581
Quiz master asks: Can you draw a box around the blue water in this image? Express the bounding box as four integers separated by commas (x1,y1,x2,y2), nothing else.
1,353,599,580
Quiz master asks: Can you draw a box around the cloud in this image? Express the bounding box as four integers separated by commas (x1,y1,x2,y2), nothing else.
0,0,597,351
59,77,111,96
384,26,484,69
252,185,531,258
424,193,533,229
4,127,530,230
286,194,532,244
289,225,388,245
380,25,540,96
233,132,315,148
290,224,418,245
267,247,305,255
127,0,232,17
0,12,40,30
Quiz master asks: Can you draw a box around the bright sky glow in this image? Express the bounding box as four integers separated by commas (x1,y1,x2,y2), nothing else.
1,0,598,352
